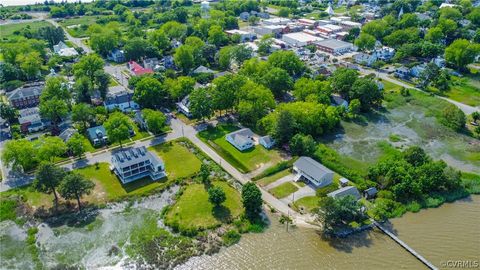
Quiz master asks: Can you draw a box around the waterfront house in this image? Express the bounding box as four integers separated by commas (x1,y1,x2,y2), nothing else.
293,156,334,187
328,186,361,200
226,128,255,151
259,135,275,149
111,146,166,184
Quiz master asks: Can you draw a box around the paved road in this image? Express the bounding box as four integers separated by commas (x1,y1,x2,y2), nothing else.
48,19,92,54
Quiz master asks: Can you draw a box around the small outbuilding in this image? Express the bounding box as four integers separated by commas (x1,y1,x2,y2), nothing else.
364,187,378,199
259,135,275,149
339,177,349,187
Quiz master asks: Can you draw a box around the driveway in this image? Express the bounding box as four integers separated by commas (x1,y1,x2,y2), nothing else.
264,174,294,191
281,184,317,204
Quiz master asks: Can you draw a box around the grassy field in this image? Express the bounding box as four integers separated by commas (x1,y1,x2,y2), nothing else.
256,169,290,187
58,16,100,37
165,182,243,230
149,141,202,179
269,182,298,199
444,76,480,107
293,196,319,213
0,21,53,39
197,124,282,173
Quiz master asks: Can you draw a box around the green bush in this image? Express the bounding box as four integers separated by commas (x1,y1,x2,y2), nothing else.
222,230,241,246
0,199,17,222
406,201,421,212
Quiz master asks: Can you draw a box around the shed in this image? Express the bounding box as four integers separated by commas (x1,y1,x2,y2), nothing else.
364,187,378,199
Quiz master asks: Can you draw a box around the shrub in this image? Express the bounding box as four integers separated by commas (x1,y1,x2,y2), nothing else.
222,230,241,246
0,198,17,222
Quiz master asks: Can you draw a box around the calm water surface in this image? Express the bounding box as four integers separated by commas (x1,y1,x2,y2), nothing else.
177,195,480,270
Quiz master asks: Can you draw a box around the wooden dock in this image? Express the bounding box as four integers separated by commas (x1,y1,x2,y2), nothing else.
374,222,438,270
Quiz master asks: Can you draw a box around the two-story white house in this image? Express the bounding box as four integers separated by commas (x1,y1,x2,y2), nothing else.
111,146,166,184
104,92,139,112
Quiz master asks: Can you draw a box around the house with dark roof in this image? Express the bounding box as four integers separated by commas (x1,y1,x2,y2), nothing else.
328,186,361,200
128,61,154,76
193,65,215,74
226,128,255,151
59,128,77,142
107,49,125,63
104,91,139,112
293,156,334,187
363,187,378,199
87,125,108,146
111,146,166,184
7,83,44,109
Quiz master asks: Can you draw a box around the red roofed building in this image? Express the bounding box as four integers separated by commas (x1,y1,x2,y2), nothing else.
128,61,154,76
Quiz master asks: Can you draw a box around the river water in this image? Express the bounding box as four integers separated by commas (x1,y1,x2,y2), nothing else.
177,195,480,270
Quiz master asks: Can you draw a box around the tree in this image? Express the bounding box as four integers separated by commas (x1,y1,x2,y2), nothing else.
104,112,133,147
67,133,86,157
37,136,67,162
257,35,272,56
403,146,429,167
425,27,444,43
19,51,42,80
58,173,95,211
0,102,17,123
471,111,480,123
315,196,367,234
267,51,305,77
90,30,120,56
441,105,466,131
242,182,263,219
73,54,104,82
348,99,361,118
124,37,156,61
362,20,388,40
35,25,64,47
350,77,383,111
40,98,69,133
445,39,480,70
133,77,168,109
289,134,316,157
34,163,66,207
273,110,297,144
72,103,94,131
293,77,331,104
212,74,247,113
261,67,293,98
174,45,195,73
277,7,290,17
330,68,359,98
208,25,228,47
237,82,276,127
1,139,37,171
189,86,214,121
208,186,226,206
148,29,170,53
165,76,196,101
354,33,376,51
199,163,210,184
142,109,167,134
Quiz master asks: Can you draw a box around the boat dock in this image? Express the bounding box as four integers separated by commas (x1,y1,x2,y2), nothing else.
374,221,438,270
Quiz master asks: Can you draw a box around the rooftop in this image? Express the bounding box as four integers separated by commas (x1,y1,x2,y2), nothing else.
283,32,323,43
328,186,361,200
7,83,44,101
294,156,333,179
317,39,353,49
112,146,163,168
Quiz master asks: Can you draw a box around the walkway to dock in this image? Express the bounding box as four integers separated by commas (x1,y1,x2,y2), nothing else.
374,222,438,270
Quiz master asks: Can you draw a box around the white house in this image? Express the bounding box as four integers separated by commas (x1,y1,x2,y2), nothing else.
226,128,255,151
111,146,166,184
104,92,139,112
53,41,78,57
293,156,334,187
259,135,275,149
354,52,377,66
176,95,192,118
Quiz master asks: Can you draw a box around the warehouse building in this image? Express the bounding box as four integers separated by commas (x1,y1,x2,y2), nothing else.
316,39,354,54
282,32,323,47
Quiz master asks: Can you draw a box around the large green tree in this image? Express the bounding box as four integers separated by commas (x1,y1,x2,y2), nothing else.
189,86,214,121
58,173,95,211
1,139,37,171
142,109,166,135
355,33,376,51
72,103,94,131
261,67,293,98
267,51,305,77
174,45,195,74
133,77,169,109
445,39,480,70
242,182,263,219
36,136,67,162
208,186,227,207
34,162,66,207
104,112,133,147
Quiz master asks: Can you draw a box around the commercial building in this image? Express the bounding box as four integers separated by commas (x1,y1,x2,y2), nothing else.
316,39,354,54
253,25,284,37
282,32,323,47
225,29,257,42
111,146,166,184
293,156,334,187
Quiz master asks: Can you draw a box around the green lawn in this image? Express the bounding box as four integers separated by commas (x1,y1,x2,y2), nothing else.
256,169,290,187
197,124,283,173
269,182,298,199
444,76,480,107
382,79,403,92
293,196,320,213
58,16,100,38
149,141,202,180
165,182,243,231
0,21,54,39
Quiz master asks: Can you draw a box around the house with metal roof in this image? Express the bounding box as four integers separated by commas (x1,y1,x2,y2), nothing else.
226,128,255,151
111,146,166,184
293,156,334,187
328,186,361,200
